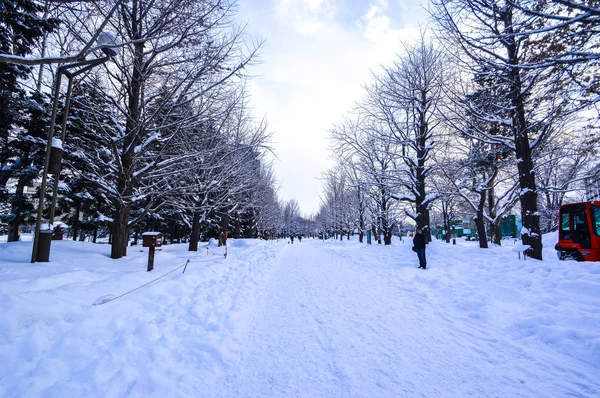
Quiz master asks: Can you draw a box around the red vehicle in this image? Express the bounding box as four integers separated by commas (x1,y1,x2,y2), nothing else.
555,201,600,261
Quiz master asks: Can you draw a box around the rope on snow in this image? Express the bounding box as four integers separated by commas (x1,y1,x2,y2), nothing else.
93,256,220,306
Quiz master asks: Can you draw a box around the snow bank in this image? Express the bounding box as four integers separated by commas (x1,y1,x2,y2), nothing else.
0,239,284,397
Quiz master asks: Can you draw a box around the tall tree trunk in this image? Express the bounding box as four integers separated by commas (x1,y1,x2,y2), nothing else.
219,210,229,247
72,201,81,241
475,216,488,249
381,191,393,245
488,127,502,246
476,192,488,249
490,222,502,246
488,186,502,245
505,6,542,259
110,202,131,259
234,213,241,239
189,212,200,251
544,193,554,233
443,207,451,243
384,230,393,245
357,185,365,243
7,178,26,242
358,209,365,243
110,12,143,259
414,90,431,242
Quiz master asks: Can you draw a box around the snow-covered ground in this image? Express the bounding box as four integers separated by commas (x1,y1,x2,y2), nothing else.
1,234,599,397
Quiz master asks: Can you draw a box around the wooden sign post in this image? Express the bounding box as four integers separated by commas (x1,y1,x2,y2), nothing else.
142,232,163,271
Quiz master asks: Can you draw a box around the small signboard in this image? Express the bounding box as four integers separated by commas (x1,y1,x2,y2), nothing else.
142,232,163,248
142,232,163,271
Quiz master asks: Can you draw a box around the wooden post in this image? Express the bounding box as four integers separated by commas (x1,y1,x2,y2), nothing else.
142,232,162,271
148,246,155,272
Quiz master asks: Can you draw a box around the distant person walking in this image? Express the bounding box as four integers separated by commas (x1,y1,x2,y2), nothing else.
413,226,427,269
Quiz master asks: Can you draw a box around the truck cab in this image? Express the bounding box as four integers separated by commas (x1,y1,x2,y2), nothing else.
555,201,600,261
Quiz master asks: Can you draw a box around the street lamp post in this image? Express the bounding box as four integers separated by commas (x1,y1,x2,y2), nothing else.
31,36,118,263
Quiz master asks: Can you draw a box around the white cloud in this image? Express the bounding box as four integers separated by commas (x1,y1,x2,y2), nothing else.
273,0,337,36
237,0,427,215
304,0,336,14
360,1,420,50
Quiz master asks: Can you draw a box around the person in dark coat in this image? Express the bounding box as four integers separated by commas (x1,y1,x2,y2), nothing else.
413,226,427,269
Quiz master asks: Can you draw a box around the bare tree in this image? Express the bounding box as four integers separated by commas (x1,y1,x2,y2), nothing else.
509,0,600,108
1,0,127,66
363,35,445,234
253,163,282,240
88,0,261,258
535,126,599,233
342,159,368,243
282,199,301,238
431,0,582,259
330,116,399,245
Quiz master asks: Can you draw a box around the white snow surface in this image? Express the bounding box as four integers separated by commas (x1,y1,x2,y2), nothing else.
0,234,599,397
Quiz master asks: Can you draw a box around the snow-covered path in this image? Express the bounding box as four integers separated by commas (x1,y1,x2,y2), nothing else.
219,239,599,397
221,241,414,397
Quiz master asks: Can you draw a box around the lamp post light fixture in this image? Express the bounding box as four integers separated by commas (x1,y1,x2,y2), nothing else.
97,32,120,56
31,34,119,263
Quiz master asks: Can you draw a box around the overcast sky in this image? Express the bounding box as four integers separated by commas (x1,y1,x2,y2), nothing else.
236,0,429,216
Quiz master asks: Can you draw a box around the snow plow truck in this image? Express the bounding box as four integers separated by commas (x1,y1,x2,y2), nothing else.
555,201,600,261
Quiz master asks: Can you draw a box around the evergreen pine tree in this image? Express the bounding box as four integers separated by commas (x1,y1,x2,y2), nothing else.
57,78,119,240
0,0,57,192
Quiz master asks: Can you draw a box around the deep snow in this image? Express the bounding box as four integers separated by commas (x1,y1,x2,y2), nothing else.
0,234,599,397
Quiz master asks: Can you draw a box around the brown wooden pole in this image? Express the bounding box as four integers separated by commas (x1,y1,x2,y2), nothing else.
147,246,155,272
31,71,63,262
